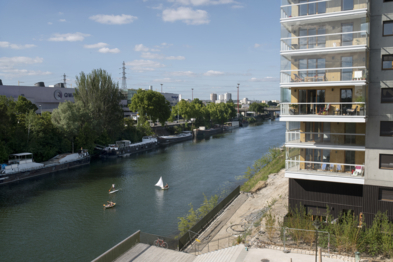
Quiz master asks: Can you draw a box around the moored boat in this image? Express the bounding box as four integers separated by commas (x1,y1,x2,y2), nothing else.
99,136,158,158
0,150,90,186
157,131,193,146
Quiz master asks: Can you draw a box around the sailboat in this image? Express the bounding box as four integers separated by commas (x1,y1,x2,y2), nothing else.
155,176,169,190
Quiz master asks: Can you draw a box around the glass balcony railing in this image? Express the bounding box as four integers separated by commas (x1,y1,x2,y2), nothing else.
280,67,367,84
280,102,366,116
286,131,365,146
281,0,368,20
281,31,368,52
286,160,365,177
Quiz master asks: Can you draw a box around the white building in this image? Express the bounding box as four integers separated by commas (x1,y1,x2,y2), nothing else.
210,93,217,103
224,93,232,102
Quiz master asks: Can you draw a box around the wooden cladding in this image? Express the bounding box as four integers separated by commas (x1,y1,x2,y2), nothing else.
288,179,393,224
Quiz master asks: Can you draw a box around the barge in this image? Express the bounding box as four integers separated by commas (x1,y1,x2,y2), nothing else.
99,136,158,158
193,126,223,139
157,131,193,146
223,121,240,130
0,151,90,185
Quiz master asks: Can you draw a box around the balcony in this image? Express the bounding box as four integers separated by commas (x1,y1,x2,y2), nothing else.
285,160,365,184
281,31,368,55
281,0,368,24
286,131,365,148
280,102,366,122
280,67,367,87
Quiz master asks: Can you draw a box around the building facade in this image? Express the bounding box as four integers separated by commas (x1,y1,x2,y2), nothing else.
210,93,217,103
280,0,393,223
224,92,232,102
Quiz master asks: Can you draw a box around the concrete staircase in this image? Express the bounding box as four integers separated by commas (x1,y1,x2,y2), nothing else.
115,243,196,262
193,244,247,262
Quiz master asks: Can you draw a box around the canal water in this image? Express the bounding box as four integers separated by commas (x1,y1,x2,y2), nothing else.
0,120,285,262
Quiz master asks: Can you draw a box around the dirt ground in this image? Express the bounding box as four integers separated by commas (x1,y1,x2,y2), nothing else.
208,169,288,243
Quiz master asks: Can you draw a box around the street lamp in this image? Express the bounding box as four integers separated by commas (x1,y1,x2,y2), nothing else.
192,88,194,100
313,220,321,262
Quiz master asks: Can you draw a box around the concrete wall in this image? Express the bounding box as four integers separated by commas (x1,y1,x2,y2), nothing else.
365,0,393,187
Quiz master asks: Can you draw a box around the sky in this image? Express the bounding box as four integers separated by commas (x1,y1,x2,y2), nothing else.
0,0,281,101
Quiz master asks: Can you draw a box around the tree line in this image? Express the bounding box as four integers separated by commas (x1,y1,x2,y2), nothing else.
0,69,240,164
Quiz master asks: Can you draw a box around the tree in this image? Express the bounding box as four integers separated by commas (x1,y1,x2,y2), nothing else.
74,69,124,140
249,102,267,114
268,101,278,107
128,89,171,126
15,96,38,114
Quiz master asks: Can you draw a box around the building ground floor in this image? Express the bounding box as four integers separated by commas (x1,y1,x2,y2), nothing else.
288,178,393,225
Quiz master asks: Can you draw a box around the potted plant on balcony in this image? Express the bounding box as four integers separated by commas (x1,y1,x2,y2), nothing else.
355,96,365,112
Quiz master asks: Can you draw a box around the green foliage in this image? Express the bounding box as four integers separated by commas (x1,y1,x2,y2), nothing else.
129,89,171,127
74,68,124,140
265,211,277,242
249,102,266,114
177,194,219,237
241,148,285,192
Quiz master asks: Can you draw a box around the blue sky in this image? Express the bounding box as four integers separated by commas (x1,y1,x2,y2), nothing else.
0,0,281,100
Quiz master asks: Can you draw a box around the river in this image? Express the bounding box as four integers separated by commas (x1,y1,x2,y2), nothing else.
0,120,285,262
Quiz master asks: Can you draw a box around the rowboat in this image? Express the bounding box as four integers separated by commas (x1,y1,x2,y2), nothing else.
109,189,119,194
103,202,116,209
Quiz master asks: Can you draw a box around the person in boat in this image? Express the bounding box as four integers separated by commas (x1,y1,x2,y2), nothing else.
109,184,115,192
164,183,169,188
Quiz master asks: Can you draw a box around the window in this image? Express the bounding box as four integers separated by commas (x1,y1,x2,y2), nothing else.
380,189,393,202
380,121,393,136
383,21,393,37
381,88,393,103
298,0,326,16
383,55,393,70
380,154,393,170
384,0,393,2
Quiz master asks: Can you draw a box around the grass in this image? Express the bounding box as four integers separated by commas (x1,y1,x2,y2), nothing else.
240,149,285,192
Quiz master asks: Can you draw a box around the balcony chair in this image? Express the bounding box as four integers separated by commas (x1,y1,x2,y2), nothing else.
353,166,364,177
319,163,327,171
336,164,342,172
293,74,304,82
346,106,358,115
329,165,335,172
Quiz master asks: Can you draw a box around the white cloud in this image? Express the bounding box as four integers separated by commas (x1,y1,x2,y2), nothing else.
153,78,183,83
0,42,36,49
204,70,224,76
254,43,261,48
141,52,165,59
48,32,90,42
98,47,120,53
166,55,185,60
134,44,150,52
89,14,138,25
231,5,244,8
84,42,108,49
0,68,52,77
0,56,43,67
170,71,195,76
48,22,53,25
59,19,66,22
58,12,64,15
150,48,161,52
126,60,165,72
162,7,209,25
250,77,279,82
168,0,235,6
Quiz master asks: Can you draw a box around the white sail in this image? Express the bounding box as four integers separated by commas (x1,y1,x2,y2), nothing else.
155,176,164,189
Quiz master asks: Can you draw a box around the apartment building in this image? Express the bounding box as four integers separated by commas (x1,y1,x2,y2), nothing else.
280,0,393,224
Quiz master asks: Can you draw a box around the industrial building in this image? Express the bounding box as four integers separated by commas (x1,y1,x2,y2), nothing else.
280,0,393,223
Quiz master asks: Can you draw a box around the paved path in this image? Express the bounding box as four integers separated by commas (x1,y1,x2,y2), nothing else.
243,248,344,262
186,193,249,253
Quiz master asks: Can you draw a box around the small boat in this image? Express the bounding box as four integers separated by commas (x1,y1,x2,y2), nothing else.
155,176,169,190
109,184,118,194
103,202,116,209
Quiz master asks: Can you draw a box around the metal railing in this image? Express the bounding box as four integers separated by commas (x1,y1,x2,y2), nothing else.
281,0,368,20
280,102,366,116
190,235,238,255
281,31,368,52
280,67,367,84
286,131,365,146
286,160,365,177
